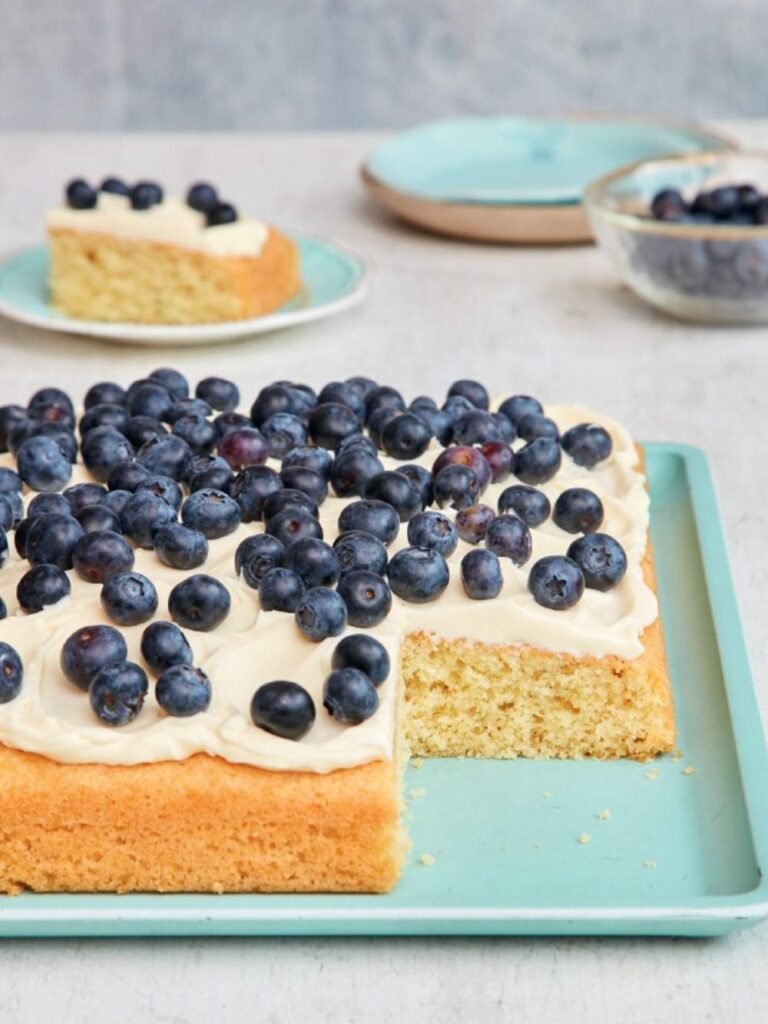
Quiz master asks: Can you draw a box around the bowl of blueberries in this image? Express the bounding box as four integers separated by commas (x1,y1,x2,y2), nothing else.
584,150,768,323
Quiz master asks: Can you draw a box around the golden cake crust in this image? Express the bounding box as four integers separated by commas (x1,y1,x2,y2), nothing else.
48,225,301,324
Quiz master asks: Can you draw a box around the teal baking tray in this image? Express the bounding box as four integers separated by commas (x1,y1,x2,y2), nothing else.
0,443,765,938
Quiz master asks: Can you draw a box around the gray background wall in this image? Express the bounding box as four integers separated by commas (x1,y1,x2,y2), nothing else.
0,0,764,130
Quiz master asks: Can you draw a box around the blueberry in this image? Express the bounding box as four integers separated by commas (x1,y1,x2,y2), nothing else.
308,402,361,450
331,634,390,685
381,413,432,460
283,537,340,589
453,410,505,446
323,668,379,725
195,376,239,412
265,487,324,526
0,526,7,568
207,203,238,226
251,680,316,740
64,483,108,514
81,426,135,482
137,434,194,482
16,564,72,612
337,570,392,627
498,484,551,527
141,620,194,674
250,384,296,426
84,381,126,408
65,178,97,209
498,395,543,426
461,548,504,599
28,399,76,431
456,503,495,544
120,490,177,548
130,181,163,210
101,488,133,518
279,466,328,505
528,555,585,610
101,571,158,626
0,496,14,532
73,531,135,584
345,375,378,400
411,404,454,446
236,534,285,588
0,466,21,493
694,186,740,220
282,444,333,481
567,533,627,591
27,492,70,519
29,383,75,410
364,471,421,522
25,513,84,570
13,518,31,558
0,404,29,452
317,381,366,421
214,410,252,439
553,488,604,534
447,379,489,410
168,574,231,631
286,383,317,418
17,435,72,492
432,445,492,491
388,546,449,603
61,624,128,691
338,499,400,545
266,506,323,548
154,523,209,570
89,661,148,726
258,567,306,612
560,424,612,469
0,642,22,703
171,413,216,456
189,455,235,494
329,448,384,498
136,474,183,511
217,427,268,470
79,402,130,436
477,440,515,483
231,465,283,521
127,382,173,422
398,464,434,508
260,412,307,458
180,488,241,539
485,515,532,566
107,461,150,493
333,530,388,576
294,587,347,641
407,510,458,557
75,503,122,535
650,188,687,221
433,464,480,510
100,176,130,196
410,395,437,413
514,436,562,484
367,406,400,449
186,182,219,213
166,397,212,424
156,664,212,717
516,413,560,442
364,385,406,422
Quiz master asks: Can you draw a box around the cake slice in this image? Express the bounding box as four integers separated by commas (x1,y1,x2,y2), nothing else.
47,178,301,324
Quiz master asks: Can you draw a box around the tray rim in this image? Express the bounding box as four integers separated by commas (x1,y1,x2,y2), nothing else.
0,441,766,937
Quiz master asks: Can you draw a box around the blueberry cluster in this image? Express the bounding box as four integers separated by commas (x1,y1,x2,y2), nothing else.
63,177,238,227
0,372,628,726
650,184,768,225
632,230,768,301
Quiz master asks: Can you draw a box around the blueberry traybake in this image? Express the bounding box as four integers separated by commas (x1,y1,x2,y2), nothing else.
47,178,301,324
0,373,674,893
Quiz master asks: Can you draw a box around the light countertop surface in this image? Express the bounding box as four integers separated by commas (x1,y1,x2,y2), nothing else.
0,125,766,1024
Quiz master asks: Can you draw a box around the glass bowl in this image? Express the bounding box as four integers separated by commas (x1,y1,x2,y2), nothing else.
584,150,768,324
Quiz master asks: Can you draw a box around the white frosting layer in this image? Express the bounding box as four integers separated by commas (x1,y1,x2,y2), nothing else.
0,403,657,773
47,193,269,257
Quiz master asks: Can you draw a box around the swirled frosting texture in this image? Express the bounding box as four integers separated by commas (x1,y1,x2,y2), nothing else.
0,404,656,772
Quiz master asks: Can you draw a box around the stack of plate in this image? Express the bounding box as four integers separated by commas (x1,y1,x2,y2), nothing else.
361,116,732,244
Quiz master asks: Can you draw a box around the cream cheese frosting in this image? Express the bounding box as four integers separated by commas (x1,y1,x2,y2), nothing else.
47,193,270,257
0,403,657,773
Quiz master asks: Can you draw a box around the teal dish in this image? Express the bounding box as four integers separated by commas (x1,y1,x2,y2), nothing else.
0,237,367,345
0,444,765,937
366,117,732,206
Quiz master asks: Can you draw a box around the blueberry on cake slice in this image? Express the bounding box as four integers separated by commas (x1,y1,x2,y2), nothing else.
46,178,301,324
0,374,674,894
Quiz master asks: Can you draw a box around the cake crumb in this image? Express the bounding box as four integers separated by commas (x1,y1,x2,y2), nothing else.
644,859,658,870
411,757,423,770
682,766,697,776
410,787,426,800
596,808,611,821
542,791,553,799
419,852,436,867
577,833,592,845
672,749,684,762
645,770,660,781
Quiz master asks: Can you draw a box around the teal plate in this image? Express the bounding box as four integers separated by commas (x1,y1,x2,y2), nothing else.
365,118,732,206
1,444,766,938
0,238,367,346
